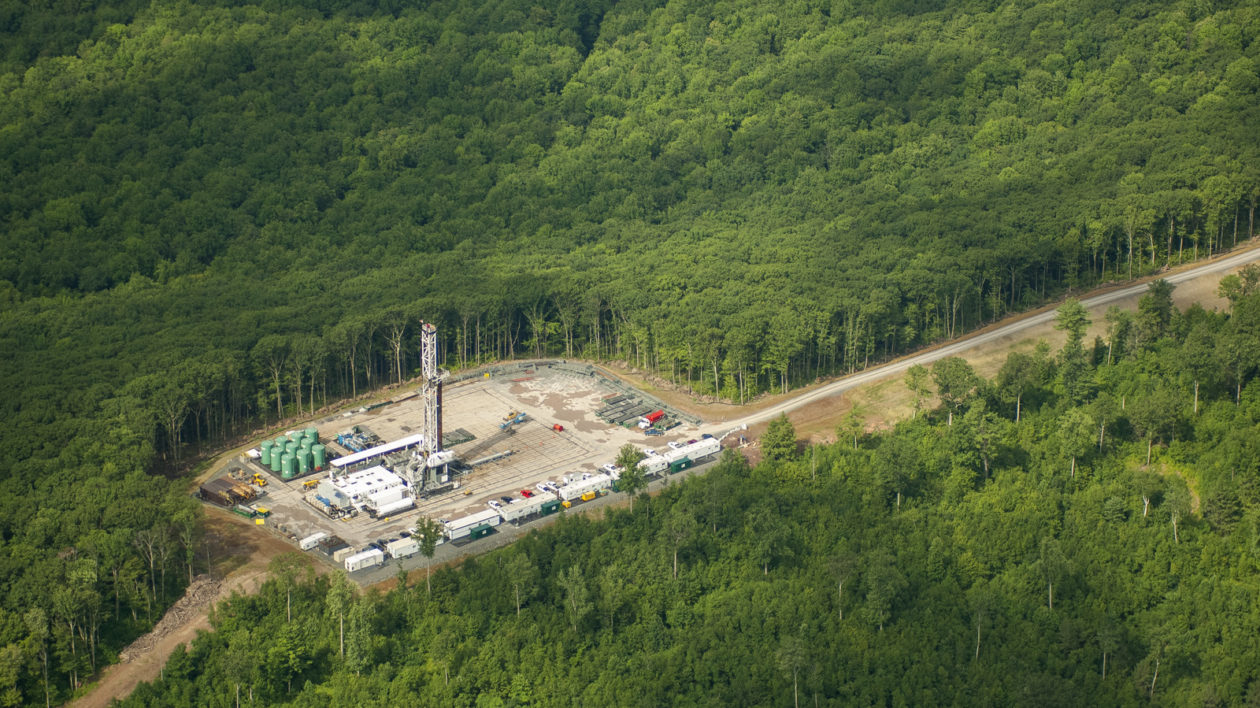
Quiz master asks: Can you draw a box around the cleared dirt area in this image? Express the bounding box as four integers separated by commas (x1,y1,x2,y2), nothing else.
209,363,704,563
71,512,317,708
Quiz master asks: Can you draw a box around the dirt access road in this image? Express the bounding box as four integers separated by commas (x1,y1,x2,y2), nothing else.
723,244,1260,432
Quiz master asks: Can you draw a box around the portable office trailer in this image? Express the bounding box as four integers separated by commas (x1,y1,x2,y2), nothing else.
386,537,419,559
663,447,692,466
498,495,551,523
299,532,328,551
344,548,385,572
558,473,612,501
639,457,668,478
685,437,721,459
444,509,502,541
332,546,355,563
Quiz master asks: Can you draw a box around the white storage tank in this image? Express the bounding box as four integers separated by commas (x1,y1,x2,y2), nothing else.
373,496,415,518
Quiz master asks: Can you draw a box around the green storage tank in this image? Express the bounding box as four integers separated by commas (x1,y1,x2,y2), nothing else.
270,450,282,473
305,427,319,441
286,440,299,456
260,441,273,466
274,434,287,447
281,453,296,479
297,454,310,475
312,444,326,470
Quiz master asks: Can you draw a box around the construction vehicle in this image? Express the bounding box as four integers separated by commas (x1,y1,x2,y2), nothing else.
302,479,320,490
552,423,564,432
250,473,268,487
500,413,527,430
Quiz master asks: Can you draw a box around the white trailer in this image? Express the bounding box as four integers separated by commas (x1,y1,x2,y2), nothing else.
344,548,385,572
372,496,415,518
498,495,551,523
663,447,691,466
299,532,328,551
639,456,668,478
386,537,419,559
558,473,612,501
366,486,407,510
444,509,502,541
685,437,721,459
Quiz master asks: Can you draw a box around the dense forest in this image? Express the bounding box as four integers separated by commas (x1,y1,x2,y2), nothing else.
1,0,1258,703
109,277,1260,706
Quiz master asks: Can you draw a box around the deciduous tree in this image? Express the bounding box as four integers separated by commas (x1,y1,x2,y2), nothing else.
932,357,979,425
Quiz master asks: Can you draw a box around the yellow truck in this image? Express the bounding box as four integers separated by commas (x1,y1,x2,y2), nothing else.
250,473,268,487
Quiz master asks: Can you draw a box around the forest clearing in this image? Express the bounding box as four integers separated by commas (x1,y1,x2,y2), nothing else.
72,243,1258,706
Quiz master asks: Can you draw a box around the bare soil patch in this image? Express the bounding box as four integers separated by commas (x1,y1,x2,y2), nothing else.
71,512,313,708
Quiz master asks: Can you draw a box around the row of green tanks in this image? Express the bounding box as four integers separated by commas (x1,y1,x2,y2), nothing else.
258,428,326,480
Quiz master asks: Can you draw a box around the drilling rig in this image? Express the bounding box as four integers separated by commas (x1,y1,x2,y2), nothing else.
406,321,454,491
